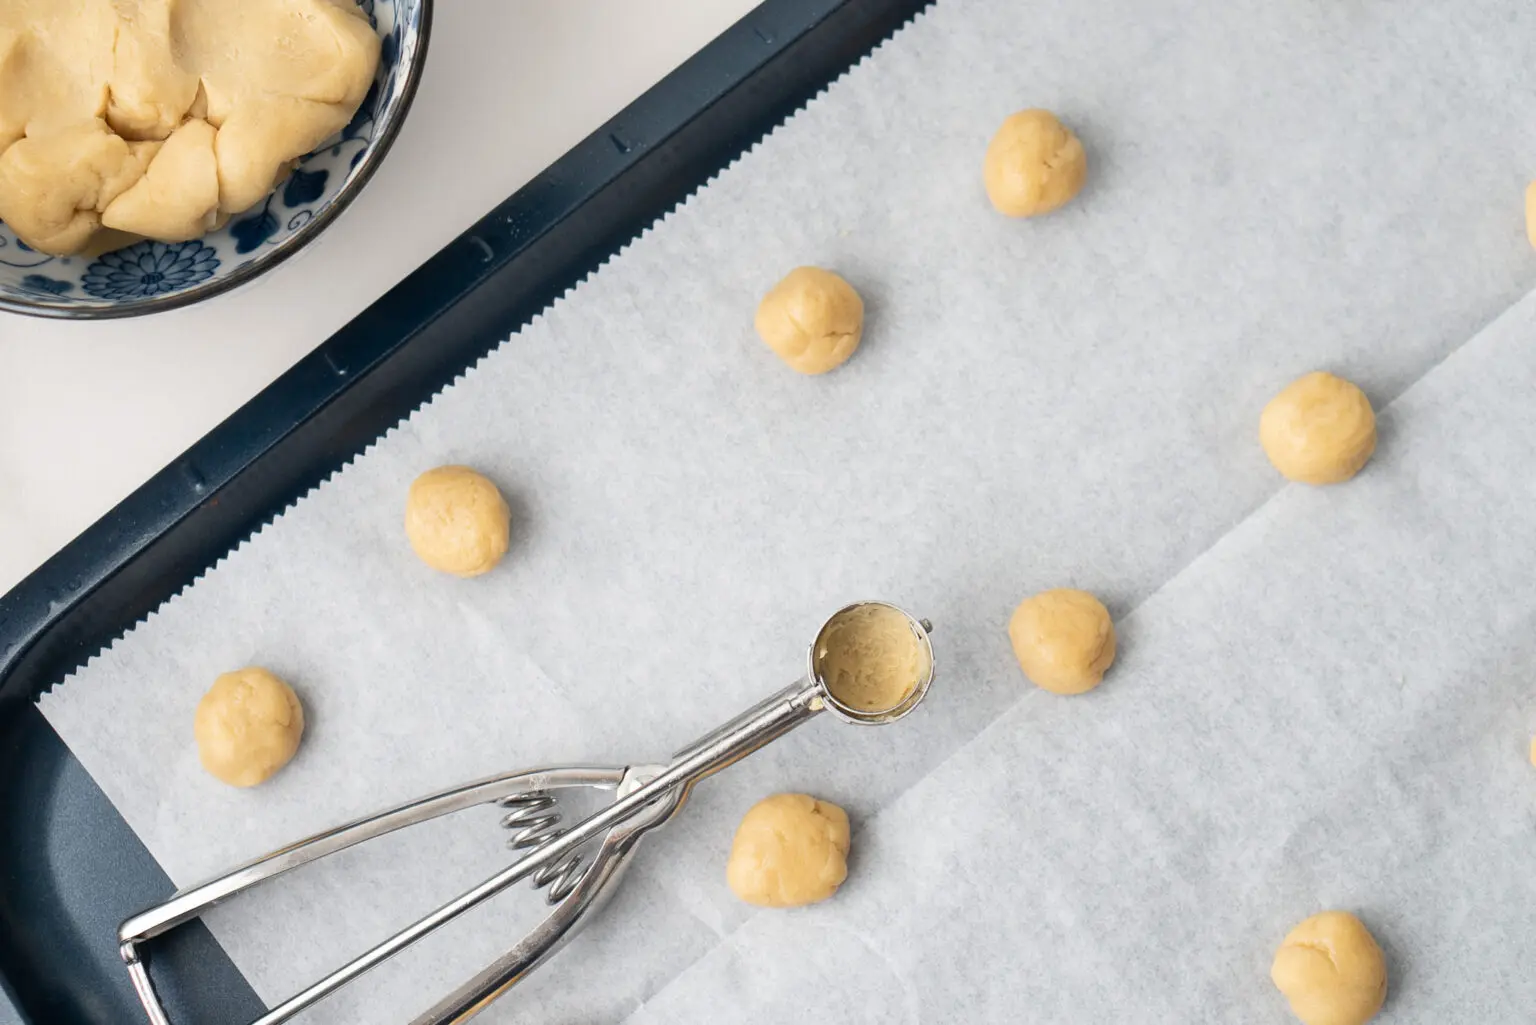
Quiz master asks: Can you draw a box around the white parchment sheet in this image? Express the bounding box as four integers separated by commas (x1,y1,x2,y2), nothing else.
627,293,1536,1023
38,0,1536,1020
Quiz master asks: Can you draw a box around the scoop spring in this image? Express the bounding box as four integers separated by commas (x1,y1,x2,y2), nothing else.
497,793,588,904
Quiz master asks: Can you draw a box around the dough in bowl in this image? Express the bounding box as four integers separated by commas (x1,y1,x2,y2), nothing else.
101,118,221,241
194,667,305,788
0,0,380,255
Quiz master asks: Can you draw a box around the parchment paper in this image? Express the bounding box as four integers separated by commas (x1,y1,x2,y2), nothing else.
38,0,1536,1020
627,290,1536,1023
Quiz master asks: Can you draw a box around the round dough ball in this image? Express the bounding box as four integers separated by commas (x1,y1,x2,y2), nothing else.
727,793,851,908
194,667,304,788
1525,180,1536,250
1009,588,1116,695
1260,372,1377,485
983,109,1087,217
404,466,511,577
754,267,864,375
1270,911,1387,1025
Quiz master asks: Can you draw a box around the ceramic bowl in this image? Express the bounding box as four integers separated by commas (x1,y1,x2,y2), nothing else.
0,0,431,319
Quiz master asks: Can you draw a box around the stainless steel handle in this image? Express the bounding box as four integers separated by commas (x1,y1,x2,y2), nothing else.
409,769,686,1024
119,766,626,1025
120,680,823,1025
248,679,823,1025
119,602,932,1025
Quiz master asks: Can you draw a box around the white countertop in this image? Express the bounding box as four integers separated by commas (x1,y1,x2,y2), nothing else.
0,0,757,598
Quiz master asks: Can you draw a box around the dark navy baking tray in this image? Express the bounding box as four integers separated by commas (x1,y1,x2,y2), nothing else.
0,1,929,1021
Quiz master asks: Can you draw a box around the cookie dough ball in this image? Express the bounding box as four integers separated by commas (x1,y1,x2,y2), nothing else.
404,466,511,577
983,109,1087,217
754,266,864,375
727,794,851,908
1009,588,1116,695
1526,180,1536,249
194,667,304,787
1260,372,1377,485
1271,911,1387,1025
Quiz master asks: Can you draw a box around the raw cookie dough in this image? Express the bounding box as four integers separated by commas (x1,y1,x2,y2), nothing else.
0,0,379,255
1526,181,1536,249
983,109,1087,217
101,118,220,241
194,667,305,788
404,466,512,578
1270,911,1387,1025
754,266,864,375
0,121,159,255
1260,372,1377,485
1009,588,1116,695
727,794,851,908
814,603,928,712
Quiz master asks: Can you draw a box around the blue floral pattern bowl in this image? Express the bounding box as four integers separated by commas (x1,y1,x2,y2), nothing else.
0,0,431,319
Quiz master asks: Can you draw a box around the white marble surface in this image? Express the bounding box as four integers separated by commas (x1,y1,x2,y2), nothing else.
0,0,757,597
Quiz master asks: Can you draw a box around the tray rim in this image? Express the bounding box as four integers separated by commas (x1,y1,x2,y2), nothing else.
0,0,936,700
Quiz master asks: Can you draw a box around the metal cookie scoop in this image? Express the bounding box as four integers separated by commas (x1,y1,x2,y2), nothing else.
118,601,935,1025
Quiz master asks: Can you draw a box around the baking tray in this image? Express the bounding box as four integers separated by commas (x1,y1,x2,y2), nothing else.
0,1,930,1020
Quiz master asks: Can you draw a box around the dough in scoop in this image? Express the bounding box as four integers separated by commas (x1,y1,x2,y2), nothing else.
983,108,1087,217
194,667,305,787
404,466,512,578
1008,588,1116,695
1270,911,1387,1025
727,793,851,908
754,266,864,375
814,603,927,713
1260,372,1376,485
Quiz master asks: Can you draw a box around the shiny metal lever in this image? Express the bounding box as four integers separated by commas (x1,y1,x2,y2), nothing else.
119,600,934,1025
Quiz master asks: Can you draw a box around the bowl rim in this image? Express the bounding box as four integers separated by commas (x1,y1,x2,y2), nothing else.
0,0,435,322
